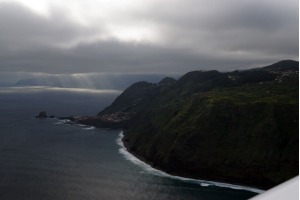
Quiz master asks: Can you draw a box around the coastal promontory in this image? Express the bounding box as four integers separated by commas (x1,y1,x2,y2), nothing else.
77,60,299,190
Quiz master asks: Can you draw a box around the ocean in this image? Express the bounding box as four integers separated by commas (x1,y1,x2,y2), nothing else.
0,86,260,200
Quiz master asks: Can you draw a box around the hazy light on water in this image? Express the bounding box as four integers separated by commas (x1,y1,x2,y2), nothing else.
0,72,169,90
0,86,122,94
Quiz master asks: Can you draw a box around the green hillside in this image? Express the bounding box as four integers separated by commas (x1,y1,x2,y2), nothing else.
80,60,299,189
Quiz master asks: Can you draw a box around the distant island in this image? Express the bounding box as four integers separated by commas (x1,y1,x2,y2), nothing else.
60,60,299,190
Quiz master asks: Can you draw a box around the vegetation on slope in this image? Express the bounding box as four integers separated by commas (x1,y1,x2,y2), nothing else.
94,60,299,189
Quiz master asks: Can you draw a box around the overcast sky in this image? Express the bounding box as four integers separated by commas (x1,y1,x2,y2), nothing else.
0,0,298,74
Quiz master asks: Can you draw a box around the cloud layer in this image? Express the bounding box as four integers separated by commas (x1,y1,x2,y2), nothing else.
0,0,298,74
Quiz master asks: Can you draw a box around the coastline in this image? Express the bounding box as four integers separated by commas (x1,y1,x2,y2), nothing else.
117,131,264,194
63,116,277,193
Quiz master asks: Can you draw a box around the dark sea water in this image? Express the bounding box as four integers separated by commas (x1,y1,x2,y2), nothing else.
0,86,260,200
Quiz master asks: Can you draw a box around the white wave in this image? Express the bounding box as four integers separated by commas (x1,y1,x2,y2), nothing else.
77,124,95,130
82,126,95,130
116,131,264,194
200,183,212,187
53,121,63,125
54,119,71,125
55,121,95,130
53,119,74,126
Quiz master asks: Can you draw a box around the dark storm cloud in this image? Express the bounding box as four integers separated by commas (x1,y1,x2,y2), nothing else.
0,0,298,74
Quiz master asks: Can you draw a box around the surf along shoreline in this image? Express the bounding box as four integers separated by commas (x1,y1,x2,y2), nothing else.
117,131,264,194
39,114,265,193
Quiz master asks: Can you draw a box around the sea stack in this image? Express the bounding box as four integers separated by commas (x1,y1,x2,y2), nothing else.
35,111,48,119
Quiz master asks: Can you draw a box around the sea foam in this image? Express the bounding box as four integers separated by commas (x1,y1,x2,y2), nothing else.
54,120,95,130
116,131,264,194
53,119,73,125
77,124,95,130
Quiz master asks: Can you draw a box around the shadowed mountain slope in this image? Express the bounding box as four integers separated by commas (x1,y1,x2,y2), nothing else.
78,60,299,189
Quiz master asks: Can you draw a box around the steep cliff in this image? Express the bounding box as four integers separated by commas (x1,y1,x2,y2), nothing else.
93,60,299,189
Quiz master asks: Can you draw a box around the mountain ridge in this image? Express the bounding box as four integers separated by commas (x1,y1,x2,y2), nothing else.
75,60,299,189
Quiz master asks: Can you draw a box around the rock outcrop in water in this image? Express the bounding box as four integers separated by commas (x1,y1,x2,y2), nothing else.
35,111,48,119
77,60,299,189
